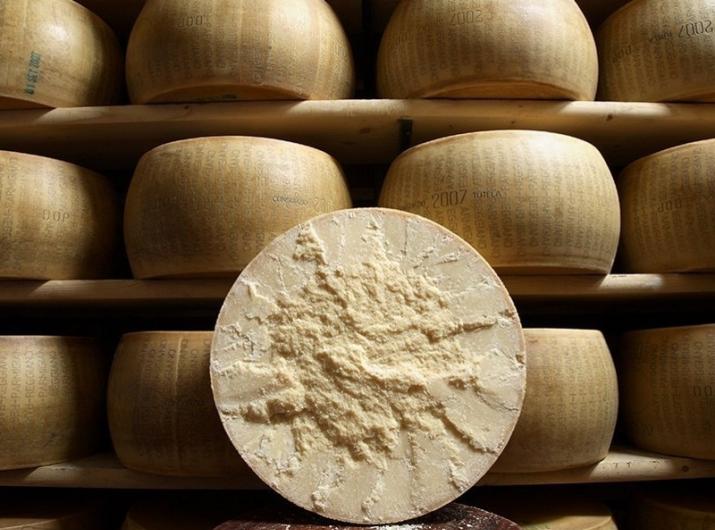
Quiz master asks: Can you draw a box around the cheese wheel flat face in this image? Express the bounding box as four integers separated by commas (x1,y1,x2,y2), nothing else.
124,137,352,279
108,332,248,477
377,0,597,100
126,0,354,103
379,131,621,274
211,208,526,524
599,0,715,102
0,151,120,280
493,329,618,473
0,0,121,108
633,489,715,530
0,336,109,471
619,139,715,273
620,324,715,460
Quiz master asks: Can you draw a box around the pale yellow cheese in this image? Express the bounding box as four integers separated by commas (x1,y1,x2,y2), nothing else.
493,329,618,473
0,336,108,470
633,489,715,530
126,0,354,103
212,208,526,524
621,324,715,460
108,332,248,477
124,136,352,279
379,130,621,274
619,139,715,273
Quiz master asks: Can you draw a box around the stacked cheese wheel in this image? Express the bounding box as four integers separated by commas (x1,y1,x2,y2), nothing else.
0,151,120,280
620,324,715,460
108,332,248,477
599,0,715,102
379,130,621,274
0,337,108,470
126,0,354,103
493,329,618,473
124,137,352,278
377,0,597,100
619,139,715,273
632,488,715,529
0,0,121,108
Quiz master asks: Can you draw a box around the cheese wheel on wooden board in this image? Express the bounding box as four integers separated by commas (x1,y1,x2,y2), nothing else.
126,0,354,104
493,329,618,473
619,139,715,273
599,0,715,102
0,0,121,109
379,130,621,274
212,208,526,524
0,496,104,530
124,137,352,279
620,324,715,460
0,336,109,471
0,150,120,280
108,332,248,477
632,488,715,530
377,0,598,100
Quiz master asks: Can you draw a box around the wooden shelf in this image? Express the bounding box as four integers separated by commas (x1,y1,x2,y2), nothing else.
2,100,715,171
0,449,712,490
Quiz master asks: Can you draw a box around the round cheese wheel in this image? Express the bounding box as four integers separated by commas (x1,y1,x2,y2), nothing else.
212,208,526,524
620,324,715,460
108,331,248,477
377,0,598,100
126,0,354,104
0,150,120,280
124,136,352,279
0,336,108,471
599,0,715,102
633,489,715,530
0,496,103,530
619,139,715,273
493,329,618,473
0,0,121,109
379,130,621,274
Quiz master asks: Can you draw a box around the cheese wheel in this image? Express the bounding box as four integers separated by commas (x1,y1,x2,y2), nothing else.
377,0,598,100
493,329,618,473
599,0,715,102
126,0,354,104
0,151,120,280
619,139,715,273
212,208,526,524
0,0,121,109
124,137,352,279
108,331,248,477
620,324,715,460
0,336,108,471
0,496,103,530
632,489,715,530
379,130,621,274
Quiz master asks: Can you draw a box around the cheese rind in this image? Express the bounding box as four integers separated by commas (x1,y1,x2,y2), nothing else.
619,139,715,273
379,130,621,274
108,331,248,477
493,329,618,473
620,324,715,460
0,336,108,471
124,136,353,279
126,0,354,103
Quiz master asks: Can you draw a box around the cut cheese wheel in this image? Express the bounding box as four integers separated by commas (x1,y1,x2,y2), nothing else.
108,331,248,477
619,139,715,273
0,495,103,530
211,208,526,524
124,137,352,279
632,488,715,530
493,329,618,473
599,0,715,102
377,0,598,100
379,130,621,274
126,0,354,103
0,336,109,471
0,151,120,280
620,324,715,460
0,0,121,108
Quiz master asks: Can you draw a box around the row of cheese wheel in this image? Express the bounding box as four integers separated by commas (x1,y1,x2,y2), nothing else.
2,131,713,280
1,325,712,475
6,0,715,108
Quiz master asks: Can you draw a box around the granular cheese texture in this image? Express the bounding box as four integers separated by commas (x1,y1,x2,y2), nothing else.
212,208,525,524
